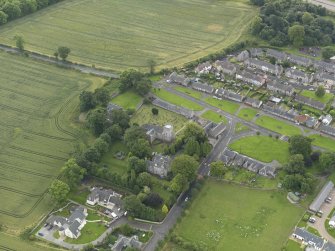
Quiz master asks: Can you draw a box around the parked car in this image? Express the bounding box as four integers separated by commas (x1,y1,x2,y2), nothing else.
47,225,53,231
38,232,44,237
309,217,316,223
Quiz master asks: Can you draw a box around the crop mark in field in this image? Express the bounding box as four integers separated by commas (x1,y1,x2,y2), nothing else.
0,103,35,115
0,184,42,197
8,146,67,161
0,86,48,101
0,245,16,251
0,162,53,178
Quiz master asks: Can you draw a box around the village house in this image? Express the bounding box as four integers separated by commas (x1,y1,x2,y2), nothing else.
214,60,237,76
166,72,190,86
46,206,88,239
152,98,194,118
215,88,244,102
244,58,283,76
313,60,335,73
192,82,214,94
295,114,310,125
208,122,226,139
266,48,287,62
292,227,324,251
195,61,212,75
86,187,122,211
244,97,263,108
309,181,334,213
142,124,175,143
262,104,296,122
315,72,335,86
112,235,143,251
147,153,171,178
319,124,335,137
236,50,249,62
285,68,310,83
286,54,312,67
306,116,318,128
266,80,294,96
250,48,264,58
236,70,264,87
320,114,333,126
295,95,326,110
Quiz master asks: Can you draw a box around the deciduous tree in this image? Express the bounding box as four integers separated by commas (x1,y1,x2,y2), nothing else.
49,180,70,204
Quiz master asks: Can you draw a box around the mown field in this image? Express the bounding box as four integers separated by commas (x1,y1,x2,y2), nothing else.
0,51,103,231
255,116,302,136
170,181,303,251
0,0,257,71
229,136,290,164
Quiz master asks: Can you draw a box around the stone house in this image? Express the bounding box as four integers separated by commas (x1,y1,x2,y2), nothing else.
315,72,335,86
245,58,283,76
266,80,294,96
295,95,326,110
166,72,190,86
147,153,171,178
266,48,287,62
192,82,214,94
215,88,244,102
195,62,212,75
214,60,237,76
285,68,310,83
236,70,265,87
86,187,122,210
287,54,312,67
236,50,249,62
142,124,175,143
244,97,263,108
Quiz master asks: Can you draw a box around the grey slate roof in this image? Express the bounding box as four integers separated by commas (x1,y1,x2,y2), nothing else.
244,97,262,108
152,98,194,118
324,241,335,251
295,95,326,110
266,80,294,95
309,181,334,212
192,82,214,93
266,48,287,61
107,103,122,113
215,88,244,102
250,48,264,57
209,122,226,138
262,104,296,122
167,72,190,85
319,125,335,136
313,60,335,73
293,227,324,249
287,54,312,67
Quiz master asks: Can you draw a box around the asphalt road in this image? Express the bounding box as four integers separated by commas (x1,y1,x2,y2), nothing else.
308,0,335,11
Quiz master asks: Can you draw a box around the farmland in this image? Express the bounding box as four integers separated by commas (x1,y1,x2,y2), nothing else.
0,51,103,230
0,0,257,71
229,136,290,164
170,181,303,251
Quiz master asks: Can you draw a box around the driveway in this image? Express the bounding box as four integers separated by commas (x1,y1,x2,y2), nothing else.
309,189,335,242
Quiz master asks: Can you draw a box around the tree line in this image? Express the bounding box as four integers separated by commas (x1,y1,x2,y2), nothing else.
0,0,63,25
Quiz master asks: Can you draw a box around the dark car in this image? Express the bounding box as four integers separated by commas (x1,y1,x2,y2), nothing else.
38,232,44,237
47,225,53,231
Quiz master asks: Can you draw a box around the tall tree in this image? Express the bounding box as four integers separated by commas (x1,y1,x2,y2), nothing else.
171,154,198,182
284,154,305,174
322,47,335,60
87,108,106,136
288,25,305,47
0,11,8,24
128,156,147,174
289,135,312,160
315,86,325,97
49,180,70,204
62,158,86,189
79,91,95,112
14,35,24,51
319,152,335,173
210,161,227,178
147,59,156,74
57,46,71,60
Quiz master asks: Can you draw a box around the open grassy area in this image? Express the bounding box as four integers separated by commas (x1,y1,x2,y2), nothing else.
0,51,103,231
229,136,290,164
235,122,250,134
301,90,333,104
200,110,228,124
204,97,240,114
131,104,188,132
174,86,203,99
309,134,335,152
0,0,256,71
65,222,107,244
237,107,258,121
100,141,129,175
255,116,301,136
285,239,302,251
154,89,203,111
111,91,142,110
172,181,304,251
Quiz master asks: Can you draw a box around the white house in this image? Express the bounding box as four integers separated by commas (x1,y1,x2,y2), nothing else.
86,187,122,210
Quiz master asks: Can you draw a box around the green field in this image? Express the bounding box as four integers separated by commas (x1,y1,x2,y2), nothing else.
301,90,333,104
174,86,203,99
235,122,250,134
111,91,142,110
131,104,188,132
154,89,204,111
237,108,258,121
229,136,290,164
255,116,301,136
205,97,240,114
309,134,335,152
0,0,256,71
200,110,228,124
172,181,303,251
0,51,103,230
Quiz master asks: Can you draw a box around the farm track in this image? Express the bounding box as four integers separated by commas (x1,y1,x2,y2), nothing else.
0,185,42,197
0,245,15,251
8,146,67,161
0,162,53,178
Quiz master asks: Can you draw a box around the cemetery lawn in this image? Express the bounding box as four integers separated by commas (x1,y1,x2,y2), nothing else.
111,91,143,110
172,181,303,251
255,116,301,136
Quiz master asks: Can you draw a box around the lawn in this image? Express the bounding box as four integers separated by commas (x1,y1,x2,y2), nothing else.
255,116,301,136
235,122,250,133
68,188,90,205
309,134,335,152
111,91,142,110
172,181,304,251
0,0,256,71
204,97,240,114
174,86,203,99
131,104,188,132
65,222,107,244
154,89,203,111
229,136,290,164
0,51,103,231
100,141,129,175
285,239,302,251
237,108,258,121
201,110,228,124
301,90,333,104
